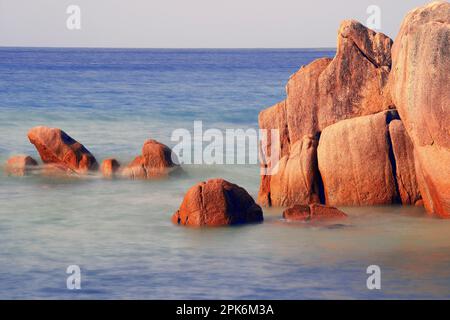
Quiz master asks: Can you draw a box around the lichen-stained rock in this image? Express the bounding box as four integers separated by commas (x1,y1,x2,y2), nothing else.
172,179,263,227
101,158,120,178
388,120,421,205
317,110,398,206
259,135,321,207
5,155,38,176
122,139,178,179
27,126,98,173
283,204,347,222
258,20,393,207
390,1,450,218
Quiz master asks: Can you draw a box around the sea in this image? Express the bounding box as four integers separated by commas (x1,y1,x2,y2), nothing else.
0,48,449,299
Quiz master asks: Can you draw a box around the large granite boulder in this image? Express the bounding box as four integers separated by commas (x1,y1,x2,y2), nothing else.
258,20,393,207
390,1,450,217
172,178,263,227
27,126,98,173
317,110,399,206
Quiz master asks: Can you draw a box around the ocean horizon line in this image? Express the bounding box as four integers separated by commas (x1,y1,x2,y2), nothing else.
0,45,336,51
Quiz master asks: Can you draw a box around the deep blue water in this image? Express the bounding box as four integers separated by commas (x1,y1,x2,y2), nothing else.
1,48,450,299
0,48,334,124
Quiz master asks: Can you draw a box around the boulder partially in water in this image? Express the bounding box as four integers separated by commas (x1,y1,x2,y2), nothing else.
390,1,450,218
283,204,347,222
5,155,38,176
101,158,120,178
27,126,98,173
172,178,263,227
122,139,178,179
260,135,321,207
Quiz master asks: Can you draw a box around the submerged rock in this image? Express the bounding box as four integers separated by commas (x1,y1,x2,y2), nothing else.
283,204,347,222
390,1,450,218
122,139,178,179
27,126,98,173
172,178,263,227
101,158,120,178
5,155,38,176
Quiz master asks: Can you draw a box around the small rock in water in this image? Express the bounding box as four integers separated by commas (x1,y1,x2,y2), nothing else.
283,203,347,222
5,155,38,176
122,139,179,179
101,158,120,178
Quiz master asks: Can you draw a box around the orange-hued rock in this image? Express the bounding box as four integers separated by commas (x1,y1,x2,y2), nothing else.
390,1,450,217
283,204,347,222
258,20,393,207
309,204,348,220
258,100,290,160
5,155,38,176
172,178,263,227
27,126,98,173
414,146,450,217
122,139,178,179
270,20,392,150
101,158,120,178
283,205,310,221
258,135,321,207
388,120,421,205
317,110,398,206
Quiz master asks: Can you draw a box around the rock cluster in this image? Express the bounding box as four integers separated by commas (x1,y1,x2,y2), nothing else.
258,2,449,218
6,126,177,181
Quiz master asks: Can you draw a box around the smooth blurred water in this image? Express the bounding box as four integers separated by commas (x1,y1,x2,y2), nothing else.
0,48,449,299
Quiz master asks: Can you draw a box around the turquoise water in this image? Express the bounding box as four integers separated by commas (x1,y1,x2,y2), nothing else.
0,48,449,299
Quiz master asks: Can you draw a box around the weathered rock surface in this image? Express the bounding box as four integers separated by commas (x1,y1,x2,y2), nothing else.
388,120,421,205
317,110,398,206
27,126,98,173
5,155,38,176
390,1,450,217
258,135,321,207
259,20,393,207
122,139,178,179
172,178,263,227
101,158,120,178
283,204,347,222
